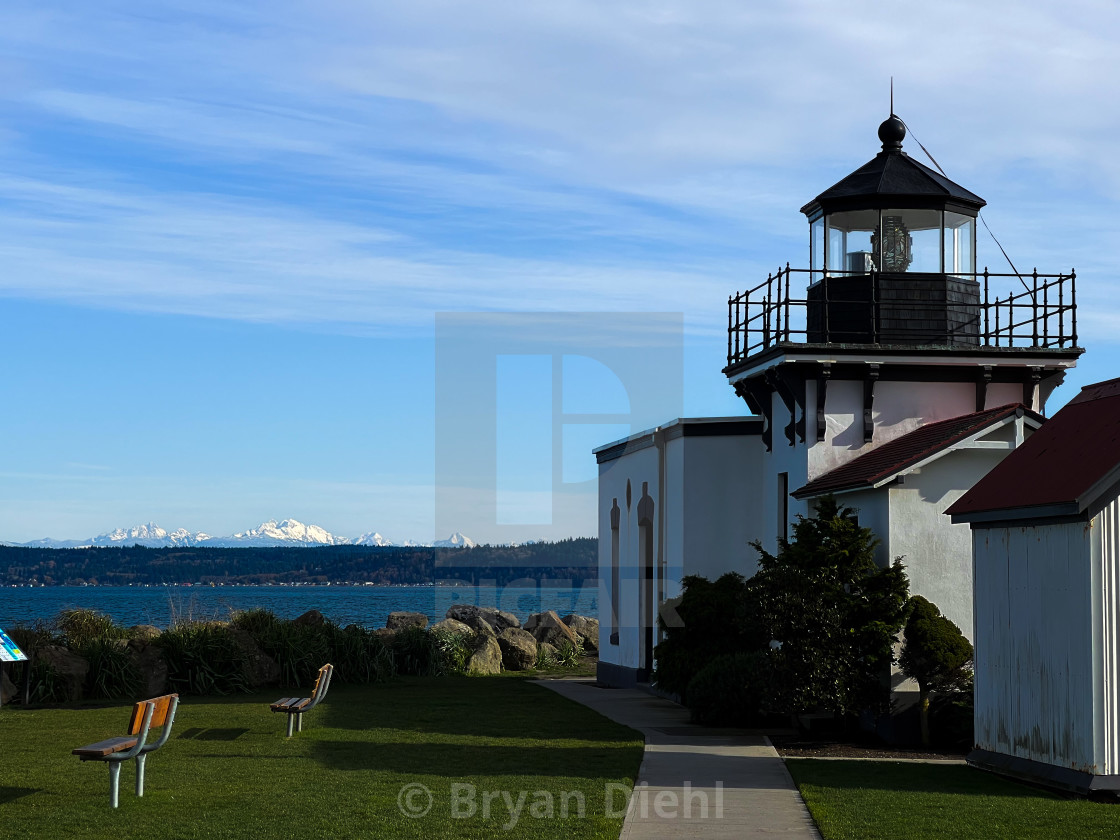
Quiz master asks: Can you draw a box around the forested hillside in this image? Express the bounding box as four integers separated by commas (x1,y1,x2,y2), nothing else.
0,538,597,586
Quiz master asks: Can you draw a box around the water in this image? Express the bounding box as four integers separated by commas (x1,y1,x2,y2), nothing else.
0,583,599,631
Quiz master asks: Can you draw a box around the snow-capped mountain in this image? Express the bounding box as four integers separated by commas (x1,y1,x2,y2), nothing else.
352,532,393,546
12,520,475,549
92,523,211,548
208,519,348,547
433,532,476,549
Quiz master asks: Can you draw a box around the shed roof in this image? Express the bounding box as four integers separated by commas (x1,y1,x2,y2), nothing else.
947,378,1120,523
793,404,1040,500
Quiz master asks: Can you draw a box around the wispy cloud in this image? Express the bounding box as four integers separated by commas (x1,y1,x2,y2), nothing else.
0,0,1117,343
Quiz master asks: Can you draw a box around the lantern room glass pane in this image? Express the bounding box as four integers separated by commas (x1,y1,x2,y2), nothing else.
826,209,877,274
880,208,941,273
944,212,975,277
810,216,824,280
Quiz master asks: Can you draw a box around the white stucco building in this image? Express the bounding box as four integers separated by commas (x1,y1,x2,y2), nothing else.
949,378,1120,793
596,114,1083,690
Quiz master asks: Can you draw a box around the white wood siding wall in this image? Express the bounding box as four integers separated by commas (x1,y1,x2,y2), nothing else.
973,521,1097,772
1096,496,1120,775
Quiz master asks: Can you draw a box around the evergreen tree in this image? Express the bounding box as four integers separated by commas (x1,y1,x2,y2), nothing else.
751,495,909,717
899,595,973,746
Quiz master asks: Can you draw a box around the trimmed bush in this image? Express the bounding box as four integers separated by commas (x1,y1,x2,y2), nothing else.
685,651,770,726
899,595,973,746
653,572,764,701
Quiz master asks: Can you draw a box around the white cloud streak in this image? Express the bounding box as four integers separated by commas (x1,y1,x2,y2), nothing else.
0,1,1117,340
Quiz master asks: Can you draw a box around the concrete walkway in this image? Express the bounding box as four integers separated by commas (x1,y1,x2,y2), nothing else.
536,678,822,839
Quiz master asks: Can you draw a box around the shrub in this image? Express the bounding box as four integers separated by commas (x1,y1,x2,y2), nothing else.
534,644,557,670
156,623,250,695
47,609,140,700
391,625,459,677
230,608,282,639
3,623,64,704
686,651,770,726
751,496,909,717
6,621,56,653
57,608,127,648
554,638,583,669
253,620,331,687
653,572,764,700
899,596,973,746
429,629,473,676
77,637,140,700
929,672,974,749
326,624,395,684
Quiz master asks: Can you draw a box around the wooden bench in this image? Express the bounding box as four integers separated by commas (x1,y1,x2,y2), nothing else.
72,694,179,808
270,663,333,737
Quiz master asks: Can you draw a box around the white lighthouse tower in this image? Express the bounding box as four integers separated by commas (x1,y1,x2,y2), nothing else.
596,114,1082,689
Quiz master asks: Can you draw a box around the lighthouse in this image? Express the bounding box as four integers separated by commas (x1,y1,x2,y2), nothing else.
595,113,1082,689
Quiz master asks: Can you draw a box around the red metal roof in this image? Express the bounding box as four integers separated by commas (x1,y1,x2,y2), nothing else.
794,404,1039,500
947,377,1120,519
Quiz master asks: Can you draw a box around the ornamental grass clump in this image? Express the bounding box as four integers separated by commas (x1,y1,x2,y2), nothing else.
156,622,250,696
56,609,140,700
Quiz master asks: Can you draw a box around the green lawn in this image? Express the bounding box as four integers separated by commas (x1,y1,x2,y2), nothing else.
0,677,643,840
786,759,1120,840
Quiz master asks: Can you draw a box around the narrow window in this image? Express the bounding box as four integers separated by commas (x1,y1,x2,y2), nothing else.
609,498,620,645
778,472,789,542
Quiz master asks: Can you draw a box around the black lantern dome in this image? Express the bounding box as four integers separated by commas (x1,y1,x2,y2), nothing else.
801,114,987,346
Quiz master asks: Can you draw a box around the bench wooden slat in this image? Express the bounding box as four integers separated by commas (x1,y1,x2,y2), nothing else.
127,694,176,735
270,697,310,712
73,736,139,758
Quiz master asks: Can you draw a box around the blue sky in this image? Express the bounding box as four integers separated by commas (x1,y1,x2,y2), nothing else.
1,2,1118,544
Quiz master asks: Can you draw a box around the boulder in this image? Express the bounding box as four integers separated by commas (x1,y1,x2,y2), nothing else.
126,642,169,696
129,624,162,641
527,611,581,650
386,611,429,631
37,645,90,702
446,605,519,636
431,618,474,636
467,635,503,676
538,642,559,666
562,615,600,652
497,627,538,671
226,627,280,689
292,609,325,628
0,669,16,704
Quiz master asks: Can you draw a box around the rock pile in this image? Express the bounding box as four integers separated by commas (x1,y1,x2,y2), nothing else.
382,607,599,675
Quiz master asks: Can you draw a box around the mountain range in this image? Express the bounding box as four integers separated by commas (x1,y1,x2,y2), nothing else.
8,520,477,550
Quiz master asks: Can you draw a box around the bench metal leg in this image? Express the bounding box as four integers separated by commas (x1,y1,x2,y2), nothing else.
136,754,147,797
286,714,295,738
109,762,122,809
296,712,303,734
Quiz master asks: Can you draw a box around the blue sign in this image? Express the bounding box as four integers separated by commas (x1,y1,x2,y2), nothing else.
0,627,27,663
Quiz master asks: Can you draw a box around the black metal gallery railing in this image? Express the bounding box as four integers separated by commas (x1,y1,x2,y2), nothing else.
726,266,1078,367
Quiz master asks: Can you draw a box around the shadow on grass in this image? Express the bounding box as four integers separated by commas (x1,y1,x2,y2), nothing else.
316,678,638,744
177,727,251,741
308,740,636,780
786,759,1063,800
0,787,40,804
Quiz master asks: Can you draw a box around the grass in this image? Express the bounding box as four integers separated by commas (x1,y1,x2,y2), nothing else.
786,759,1120,840
0,676,643,840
